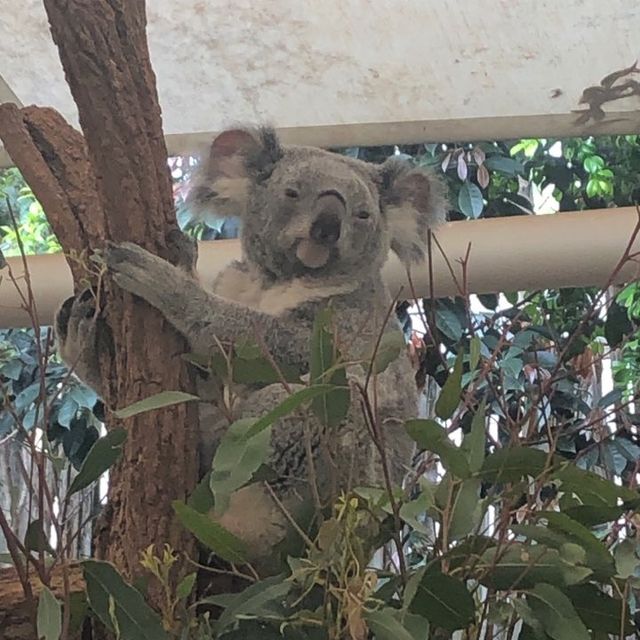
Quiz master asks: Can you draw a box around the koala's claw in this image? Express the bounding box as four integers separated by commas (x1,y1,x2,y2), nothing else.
102,241,184,312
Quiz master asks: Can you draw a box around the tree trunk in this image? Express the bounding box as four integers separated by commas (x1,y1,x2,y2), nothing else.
0,0,199,606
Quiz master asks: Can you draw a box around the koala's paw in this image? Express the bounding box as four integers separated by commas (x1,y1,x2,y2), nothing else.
55,289,97,347
54,289,110,395
165,228,198,271
54,288,100,369
103,241,176,306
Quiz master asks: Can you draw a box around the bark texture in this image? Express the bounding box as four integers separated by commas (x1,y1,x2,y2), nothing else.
0,0,199,609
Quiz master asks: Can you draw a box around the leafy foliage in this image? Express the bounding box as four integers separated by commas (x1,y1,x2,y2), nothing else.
2,134,640,638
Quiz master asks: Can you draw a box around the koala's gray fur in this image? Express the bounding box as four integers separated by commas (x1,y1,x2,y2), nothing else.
54,127,446,573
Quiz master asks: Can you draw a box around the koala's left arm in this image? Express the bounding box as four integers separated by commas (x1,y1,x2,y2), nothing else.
103,242,309,370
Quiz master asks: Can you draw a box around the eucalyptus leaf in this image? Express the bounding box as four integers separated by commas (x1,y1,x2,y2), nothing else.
210,418,272,515
365,331,406,375
400,487,436,534
37,586,62,640
469,336,481,371
613,538,639,579
480,447,551,483
214,574,291,633
113,391,199,419
476,543,591,590
462,401,486,473
309,308,350,427
364,608,422,640
409,570,474,632
82,560,168,640
25,518,54,555
435,352,463,420
553,462,637,506
176,573,197,600
567,583,633,634
245,385,339,439
67,428,127,497
172,501,247,564
563,504,624,527
533,511,615,579
526,583,590,640
405,419,470,478
448,478,482,541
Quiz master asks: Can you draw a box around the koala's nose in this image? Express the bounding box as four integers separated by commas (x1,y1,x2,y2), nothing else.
310,194,343,245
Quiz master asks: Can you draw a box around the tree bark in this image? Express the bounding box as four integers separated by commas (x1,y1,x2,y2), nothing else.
0,0,199,606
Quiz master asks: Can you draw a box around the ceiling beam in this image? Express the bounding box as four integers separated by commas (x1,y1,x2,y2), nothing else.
2,110,639,170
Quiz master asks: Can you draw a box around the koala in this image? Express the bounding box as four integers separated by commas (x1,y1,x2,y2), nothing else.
54,127,446,573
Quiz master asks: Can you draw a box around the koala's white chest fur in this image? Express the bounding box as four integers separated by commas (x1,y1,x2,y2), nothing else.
211,263,357,316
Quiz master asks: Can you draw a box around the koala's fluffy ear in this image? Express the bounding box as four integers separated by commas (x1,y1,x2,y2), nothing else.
379,159,447,265
186,127,282,218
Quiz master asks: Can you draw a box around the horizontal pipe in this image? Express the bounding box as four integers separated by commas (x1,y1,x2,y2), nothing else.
1,207,639,329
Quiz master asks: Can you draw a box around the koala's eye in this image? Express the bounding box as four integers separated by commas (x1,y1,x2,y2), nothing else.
285,187,299,199
356,210,371,220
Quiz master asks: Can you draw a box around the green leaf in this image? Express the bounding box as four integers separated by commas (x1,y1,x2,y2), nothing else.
564,504,624,527
309,308,350,427
25,519,54,555
435,352,463,420
483,155,524,175
402,613,429,640
553,463,637,506
82,560,168,640
209,418,271,515
213,574,291,633
583,155,604,173
210,418,272,515
409,570,474,631
405,419,470,478
400,485,436,534
526,583,590,640
567,584,633,634
113,391,199,419
534,511,615,578
480,447,550,483
402,613,430,640
172,501,247,564
366,331,406,375
176,573,197,600
457,181,484,218
614,539,639,578
365,608,421,640
67,428,127,497
476,543,591,590
469,336,481,371
462,401,486,473
511,524,573,549
512,600,548,639
232,340,301,384
187,472,215,513
37,586,62,640
245,385,338,439
448,478,483,541
604,300,633,348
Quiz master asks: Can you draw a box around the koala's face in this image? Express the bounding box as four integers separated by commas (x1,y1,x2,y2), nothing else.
242,147,390,279
188,128,446,281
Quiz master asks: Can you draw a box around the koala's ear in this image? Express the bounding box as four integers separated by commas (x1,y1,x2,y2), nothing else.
186,127,282,218
379,159,447,265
